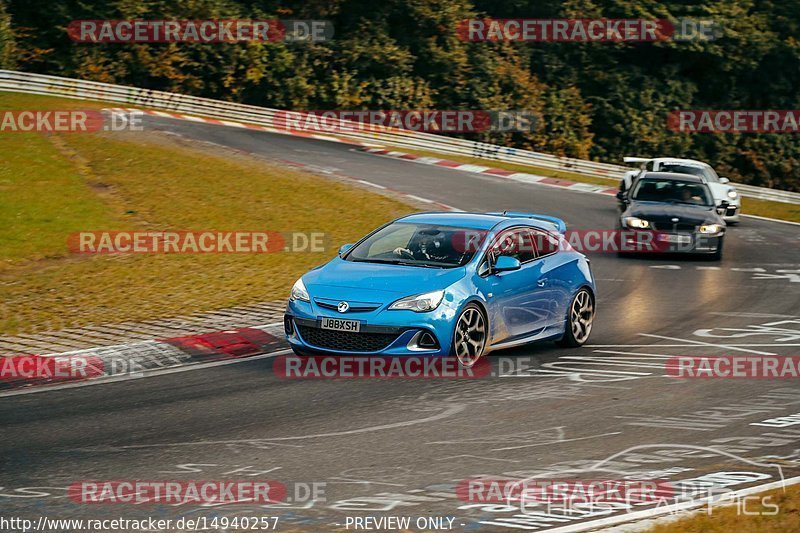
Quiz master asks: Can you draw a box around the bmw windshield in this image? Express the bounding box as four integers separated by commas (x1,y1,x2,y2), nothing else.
344,222,485,268
632,179,714,206
659,163,719,182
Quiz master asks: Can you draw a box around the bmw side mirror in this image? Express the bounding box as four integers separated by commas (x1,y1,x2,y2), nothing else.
338,243,354,256
719,177,730,184
493,255,521,273
615,191,628,203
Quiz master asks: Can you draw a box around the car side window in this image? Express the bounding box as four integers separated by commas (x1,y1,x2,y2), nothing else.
530,229,560,258
489,229,537,264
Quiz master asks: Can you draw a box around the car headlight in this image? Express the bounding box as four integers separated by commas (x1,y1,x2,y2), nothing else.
388,290,444,312
727,189,738,199
699,224,722,234
623,217,651,229
290,278,310,302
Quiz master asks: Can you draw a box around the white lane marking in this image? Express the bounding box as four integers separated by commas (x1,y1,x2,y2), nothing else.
436,455,521,463
742,213,800,227
454,164,491,173
326,477,406,487
696,266,721,270
587,343,800,347
0,349,291,399
98,404,467,449
356,179,387,189
535,475,800,533
710,312,799,318
592,350,674,359
650,265,681,269
639,333,775,356
753,271,800,282
492,431,622,452
404,194,434,204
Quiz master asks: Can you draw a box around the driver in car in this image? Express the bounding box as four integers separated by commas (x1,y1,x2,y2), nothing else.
393,229,455,263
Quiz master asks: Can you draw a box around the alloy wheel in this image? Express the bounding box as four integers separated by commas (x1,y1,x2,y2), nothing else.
454,306,486,367
570,289,594,344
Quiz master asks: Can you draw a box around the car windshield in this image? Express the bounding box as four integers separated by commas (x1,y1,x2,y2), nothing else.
344,222,485,268
659,163,719,182
632,179,714,206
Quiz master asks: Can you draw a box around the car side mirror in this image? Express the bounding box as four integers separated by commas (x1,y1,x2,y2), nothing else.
719,177,730,184
716,200,730,215
616,191,628,202
493,255,521,273
338,243,354,256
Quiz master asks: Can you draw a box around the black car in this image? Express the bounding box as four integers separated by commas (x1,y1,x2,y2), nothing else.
616,172,728,260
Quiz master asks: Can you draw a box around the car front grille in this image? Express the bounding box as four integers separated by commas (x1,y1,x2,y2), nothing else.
315,300,381,313
297,325,400,353
652,222,697,233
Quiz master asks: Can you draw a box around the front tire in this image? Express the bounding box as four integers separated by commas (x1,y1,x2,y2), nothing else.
710,237,724,261
451,303,487,367
557,289,594,347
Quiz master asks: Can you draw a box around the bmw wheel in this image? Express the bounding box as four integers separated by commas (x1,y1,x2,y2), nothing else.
557,289,594,347
710,237,724,261
452,304,486,367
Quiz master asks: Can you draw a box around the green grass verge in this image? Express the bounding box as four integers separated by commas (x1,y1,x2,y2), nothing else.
649,484,800,532
742,197,800,223
0,92,413,335
384,146,800,223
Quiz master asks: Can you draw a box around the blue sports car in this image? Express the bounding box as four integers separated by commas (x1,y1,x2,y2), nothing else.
284,212,596,367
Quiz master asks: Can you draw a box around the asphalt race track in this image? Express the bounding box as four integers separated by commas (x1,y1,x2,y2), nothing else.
2,117,799,532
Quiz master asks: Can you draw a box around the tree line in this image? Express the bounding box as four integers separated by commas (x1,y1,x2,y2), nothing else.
2,0,799,190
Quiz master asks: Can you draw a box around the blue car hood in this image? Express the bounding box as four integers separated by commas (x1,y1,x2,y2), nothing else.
304,258,466,302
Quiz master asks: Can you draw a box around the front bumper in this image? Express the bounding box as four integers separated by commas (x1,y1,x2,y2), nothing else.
722,205,740,222
622,230,724,254
284,299,455,356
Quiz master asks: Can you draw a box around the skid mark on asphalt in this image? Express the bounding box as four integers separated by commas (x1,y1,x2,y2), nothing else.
639,333,776,355
72,404,466,452
492,431,623,452
647,265,800,282
427,427,567,446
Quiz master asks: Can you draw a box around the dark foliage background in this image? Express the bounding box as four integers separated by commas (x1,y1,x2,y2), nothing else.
3,0,800,190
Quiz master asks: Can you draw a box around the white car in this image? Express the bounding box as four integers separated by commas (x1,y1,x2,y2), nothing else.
622,157,740,223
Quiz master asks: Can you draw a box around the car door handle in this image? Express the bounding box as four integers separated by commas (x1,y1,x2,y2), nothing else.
537,279,547,287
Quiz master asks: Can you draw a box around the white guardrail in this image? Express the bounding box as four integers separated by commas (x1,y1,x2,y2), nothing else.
2,69,799,205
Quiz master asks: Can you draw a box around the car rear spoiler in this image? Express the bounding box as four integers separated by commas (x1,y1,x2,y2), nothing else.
488,212,567,234
623,156,651,164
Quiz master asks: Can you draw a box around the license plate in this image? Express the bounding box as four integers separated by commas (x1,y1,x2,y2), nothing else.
659,234,692,244
320,317,361,332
